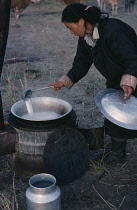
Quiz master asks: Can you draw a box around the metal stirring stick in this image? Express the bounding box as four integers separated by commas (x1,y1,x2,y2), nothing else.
22,86,53,100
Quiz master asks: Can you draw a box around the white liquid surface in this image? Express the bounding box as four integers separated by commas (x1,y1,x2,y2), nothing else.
23,111,60,121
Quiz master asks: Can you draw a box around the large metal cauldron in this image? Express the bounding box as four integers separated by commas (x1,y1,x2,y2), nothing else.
8,97,77,175
11,96,72,121
9,97,76,131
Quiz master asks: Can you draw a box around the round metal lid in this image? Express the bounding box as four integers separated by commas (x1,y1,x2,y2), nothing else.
95,88,137,130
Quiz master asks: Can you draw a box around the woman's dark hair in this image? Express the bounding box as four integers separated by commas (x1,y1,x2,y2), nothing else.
61,3,105,24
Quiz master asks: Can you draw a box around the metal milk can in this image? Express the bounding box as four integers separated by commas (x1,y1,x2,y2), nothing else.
26,173,61,210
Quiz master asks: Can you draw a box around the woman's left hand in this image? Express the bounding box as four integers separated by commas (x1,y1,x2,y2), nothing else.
122,85,133,100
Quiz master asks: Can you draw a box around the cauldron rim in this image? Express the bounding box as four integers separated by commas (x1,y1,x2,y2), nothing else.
11,96,72,122
8,110,77,131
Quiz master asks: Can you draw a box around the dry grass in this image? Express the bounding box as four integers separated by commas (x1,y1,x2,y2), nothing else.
0,173,18,210
0,193,13,210
92,185,126,210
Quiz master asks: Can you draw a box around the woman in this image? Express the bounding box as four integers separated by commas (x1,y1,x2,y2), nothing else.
49,3,137,163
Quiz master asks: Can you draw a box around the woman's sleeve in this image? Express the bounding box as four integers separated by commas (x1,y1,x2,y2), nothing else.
120,74,137,90
66,37,93,83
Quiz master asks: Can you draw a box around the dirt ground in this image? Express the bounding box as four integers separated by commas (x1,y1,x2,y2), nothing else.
1,0,137,209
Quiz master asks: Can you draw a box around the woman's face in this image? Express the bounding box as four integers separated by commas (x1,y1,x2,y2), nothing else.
63,19,86,37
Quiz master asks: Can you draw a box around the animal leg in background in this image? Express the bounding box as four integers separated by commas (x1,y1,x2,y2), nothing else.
130,0,135,12
14,7,20,26
111,3,118,15
125,0,130,12
11,0,31,27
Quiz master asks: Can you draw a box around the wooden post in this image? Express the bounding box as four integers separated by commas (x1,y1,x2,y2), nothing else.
0,0,11,131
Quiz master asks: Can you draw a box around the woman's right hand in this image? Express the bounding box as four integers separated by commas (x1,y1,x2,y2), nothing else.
49,81,64,90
